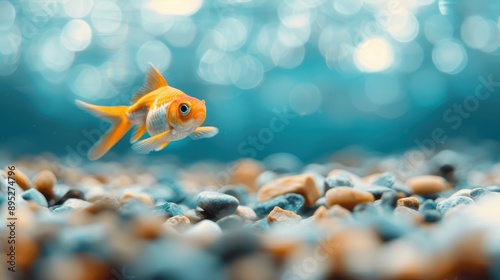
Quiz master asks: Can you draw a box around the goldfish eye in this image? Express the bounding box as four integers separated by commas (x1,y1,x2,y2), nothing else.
179,103,190,116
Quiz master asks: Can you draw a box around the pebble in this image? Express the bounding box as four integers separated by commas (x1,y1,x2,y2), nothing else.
258,174,320,206
470,187,490,201
235,205,258,221
357,186,396,199
325,187,375,211
7,167,32,190
0,192,5,206
394,206,423,223
406,175,448,195
230,159,264,192
397,197,419,210
217,214,244,230
51,205,75,213
22,188,48,207
390,182,413,196
56,189,85,205
380,191,398,209
197,191,239,218
165,215,191,231
62,198,91,209
372,172,396,187
485,185,500,192
422,210,441,223
450,188,471,198
32,170,57,201
324,171,354,193
154,202,185,219
121,191,154,206
185,209,206,224
313,204,353,224
85,196,121,214
16,235,39,270
184,220,222,243
266,206,301,225
436,196,474,214
419,199,437,211
253,194,304,218
220,185,249,205
242,218,270,232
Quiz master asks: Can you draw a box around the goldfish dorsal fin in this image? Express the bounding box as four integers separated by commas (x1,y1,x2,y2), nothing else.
131,63,168,104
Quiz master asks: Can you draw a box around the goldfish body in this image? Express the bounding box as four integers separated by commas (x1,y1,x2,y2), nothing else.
75,64,218,160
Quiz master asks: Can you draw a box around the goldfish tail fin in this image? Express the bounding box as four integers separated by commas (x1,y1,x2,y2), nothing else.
75,100,132,160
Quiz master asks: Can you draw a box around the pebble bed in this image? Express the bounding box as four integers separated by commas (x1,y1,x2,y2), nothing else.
1,151,500,280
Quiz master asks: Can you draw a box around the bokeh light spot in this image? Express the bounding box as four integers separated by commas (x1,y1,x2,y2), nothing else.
461,15,495,50
334,0,363,16
70,64,103,100
91,1,122,34
0,1,16,31
147,0,202,16
61,19,92,52
62,0,94,18
136,40,172,72
432,39,468,74
354,38,394,72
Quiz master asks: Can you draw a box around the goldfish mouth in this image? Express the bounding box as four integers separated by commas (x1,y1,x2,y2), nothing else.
194,112,205,124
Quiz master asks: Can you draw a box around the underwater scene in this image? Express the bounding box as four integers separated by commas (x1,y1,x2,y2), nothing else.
1,0,500,279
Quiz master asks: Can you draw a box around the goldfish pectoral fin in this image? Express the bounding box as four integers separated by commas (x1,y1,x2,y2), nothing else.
130,125,147,143
132,130,171,154
154,141,170,151
190,126,219,140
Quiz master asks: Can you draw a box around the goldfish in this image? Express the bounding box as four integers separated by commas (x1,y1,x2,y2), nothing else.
75,64,218,160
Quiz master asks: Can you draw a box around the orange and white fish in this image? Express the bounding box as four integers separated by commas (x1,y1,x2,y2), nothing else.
75,64,218,160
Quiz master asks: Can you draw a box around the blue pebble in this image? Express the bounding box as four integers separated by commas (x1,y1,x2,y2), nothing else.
51,205,75,213
220,185,249,205
372,217,410,241
470,187,490,201
373,172,396,188
390,183,413,196
422,210,441,223
216,215,243,230
253,193,304,218
420,199,437,211
0,192,5,206
486,186,500,193
324,172,353,192
153,202,185,218
358,186,396,199
22,188,48,207
242,218,269,232
436,196,474,214
380,191,398,209
196,191,239,218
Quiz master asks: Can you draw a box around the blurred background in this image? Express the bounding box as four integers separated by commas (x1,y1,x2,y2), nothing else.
0,0,499,163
